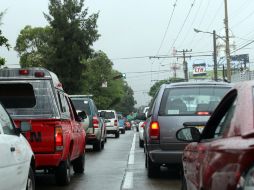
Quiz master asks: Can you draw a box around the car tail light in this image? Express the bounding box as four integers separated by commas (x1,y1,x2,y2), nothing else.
55,126,63,151
19,69,29,75
93,116,99,128
114,119,118,126
141,122,146,128
149,121,160,140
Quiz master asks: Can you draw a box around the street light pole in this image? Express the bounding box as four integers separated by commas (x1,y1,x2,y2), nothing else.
213,30,218,81
224,0,231,81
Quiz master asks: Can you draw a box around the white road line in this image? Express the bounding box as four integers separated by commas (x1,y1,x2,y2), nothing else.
122,172,133,189
122,133,136,189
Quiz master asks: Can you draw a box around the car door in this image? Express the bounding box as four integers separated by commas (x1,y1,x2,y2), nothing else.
188,89,237,189
0,105,29,190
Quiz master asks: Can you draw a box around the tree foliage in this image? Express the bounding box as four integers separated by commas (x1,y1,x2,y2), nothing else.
44,0,100,94
0,11,10,66
15,26,52,67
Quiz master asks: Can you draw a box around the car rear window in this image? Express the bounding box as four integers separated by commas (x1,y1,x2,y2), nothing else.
100,111,115,119
71,99,91,115
159,86,230,116
0,81,59,118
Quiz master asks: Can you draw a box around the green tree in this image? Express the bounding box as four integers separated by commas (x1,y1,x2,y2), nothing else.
44,0,100,94
0,11,10,66
15,25,52,67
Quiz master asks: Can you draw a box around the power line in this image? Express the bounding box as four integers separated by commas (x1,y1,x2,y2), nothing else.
231,9,254,29
231,39,254,54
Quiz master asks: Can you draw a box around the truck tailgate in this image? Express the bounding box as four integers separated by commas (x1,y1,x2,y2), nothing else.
14,119,60,153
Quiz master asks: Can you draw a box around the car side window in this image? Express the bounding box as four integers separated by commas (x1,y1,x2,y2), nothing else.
214,100,236,138
0,105,16,135
58,92,71,118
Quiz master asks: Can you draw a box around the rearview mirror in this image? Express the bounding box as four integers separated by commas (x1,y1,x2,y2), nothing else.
176,127,201,142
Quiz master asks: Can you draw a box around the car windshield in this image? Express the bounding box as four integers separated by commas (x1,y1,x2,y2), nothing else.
0,80,59,118
159,86,230,116
71,99,91,115
101,111,115,119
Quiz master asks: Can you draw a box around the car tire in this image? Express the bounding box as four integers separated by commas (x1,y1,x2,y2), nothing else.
93,140,102,151
55,156,71,186
26,166,35,190
115,131,120,138
73,152,85,174
147,154,160,178
181,174,187,190
121,129,125,134
101,140,105,149
139,138,144,148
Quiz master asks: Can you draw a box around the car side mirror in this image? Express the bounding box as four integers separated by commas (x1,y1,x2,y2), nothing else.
77,111,87,120
176,127,201,142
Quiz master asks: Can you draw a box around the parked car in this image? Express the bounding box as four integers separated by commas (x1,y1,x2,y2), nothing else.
176,80,254,190
144,81,232,177
118,113,126,134
99,110,120,138
0,68,86,185
136,113,147,148
70,95,106,151
0,103,35,190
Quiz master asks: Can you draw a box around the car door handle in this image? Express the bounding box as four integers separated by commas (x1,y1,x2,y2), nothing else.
10,147,15,152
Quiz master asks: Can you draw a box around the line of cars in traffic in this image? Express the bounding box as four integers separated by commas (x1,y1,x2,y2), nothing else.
0,67,126,190
138,80,254,189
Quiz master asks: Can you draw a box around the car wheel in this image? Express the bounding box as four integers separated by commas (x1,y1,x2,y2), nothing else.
115,131,120,138
147,154,160,178
139,138,144,148
26,166,35,190
122,129,125,134
73,152,85,174
181,174,187,190
93,140,102,151
101,140,105,149
55,156,71,185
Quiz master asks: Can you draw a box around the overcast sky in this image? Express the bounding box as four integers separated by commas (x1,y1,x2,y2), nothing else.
1,0,254,107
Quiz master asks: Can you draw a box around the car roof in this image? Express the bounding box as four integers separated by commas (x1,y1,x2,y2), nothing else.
161,81,232,88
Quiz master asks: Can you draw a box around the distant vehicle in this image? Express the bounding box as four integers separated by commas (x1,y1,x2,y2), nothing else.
0,103,35,190
136,113,147,148
144,81,232,178
0,68,86,185
177,80,254,190
70,95,106,151
117,113,126,134
99,110,120,138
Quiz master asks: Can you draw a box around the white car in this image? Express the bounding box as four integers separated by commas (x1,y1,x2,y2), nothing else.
138,121,146,148
0,104,35,190
99,110,120,138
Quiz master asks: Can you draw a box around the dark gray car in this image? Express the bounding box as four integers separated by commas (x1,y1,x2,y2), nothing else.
144,81,232,177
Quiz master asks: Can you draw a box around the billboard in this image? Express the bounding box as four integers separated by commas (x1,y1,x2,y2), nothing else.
192,63,207,76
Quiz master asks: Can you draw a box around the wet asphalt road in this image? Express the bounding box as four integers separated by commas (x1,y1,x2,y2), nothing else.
36,129,181,190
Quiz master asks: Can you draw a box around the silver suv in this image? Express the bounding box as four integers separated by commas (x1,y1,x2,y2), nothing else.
144,82,232,177
99,110,120,138
70,95,106,151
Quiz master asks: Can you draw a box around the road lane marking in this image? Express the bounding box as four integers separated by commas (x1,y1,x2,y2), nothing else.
122,133,136,189
128,133,136,165
122,172,133,189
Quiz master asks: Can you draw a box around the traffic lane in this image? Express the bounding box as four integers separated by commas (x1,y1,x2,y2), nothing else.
36,130,134,190
124,132,181,190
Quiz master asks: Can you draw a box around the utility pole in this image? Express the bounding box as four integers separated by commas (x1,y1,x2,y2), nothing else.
213,30,218,81
224,0,231,81
176,49,192,81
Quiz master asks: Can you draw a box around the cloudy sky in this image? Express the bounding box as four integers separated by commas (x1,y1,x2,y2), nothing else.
1,0,254,107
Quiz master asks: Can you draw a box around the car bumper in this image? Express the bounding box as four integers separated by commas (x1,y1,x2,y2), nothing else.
35,153,62,169
147,145,183,164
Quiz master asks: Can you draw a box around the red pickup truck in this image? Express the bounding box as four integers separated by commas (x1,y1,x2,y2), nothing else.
0,67,86,185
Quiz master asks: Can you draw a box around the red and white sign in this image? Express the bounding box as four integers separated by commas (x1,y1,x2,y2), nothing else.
193,63,207,76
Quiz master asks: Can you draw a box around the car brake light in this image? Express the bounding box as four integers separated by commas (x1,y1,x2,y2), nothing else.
196,111,210,115
93,116,99,128
19,69,29,75
114,119,118,126
55,126,63,151
35,71,45,77
149,121,160,140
